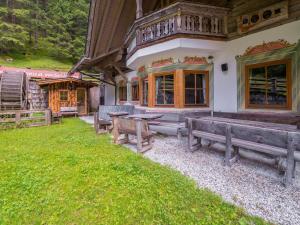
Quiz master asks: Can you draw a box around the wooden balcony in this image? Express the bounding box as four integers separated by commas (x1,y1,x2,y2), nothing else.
126,2,230,55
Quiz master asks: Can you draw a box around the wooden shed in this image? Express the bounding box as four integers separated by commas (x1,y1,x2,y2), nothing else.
38,78,97,115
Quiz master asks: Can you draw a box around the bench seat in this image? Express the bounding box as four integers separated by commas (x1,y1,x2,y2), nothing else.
192,130,300,161
188,117,300,186
60,107,78,117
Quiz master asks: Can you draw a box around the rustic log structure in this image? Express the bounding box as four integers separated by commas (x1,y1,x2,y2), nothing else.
28,80,48,110
38,78,97,115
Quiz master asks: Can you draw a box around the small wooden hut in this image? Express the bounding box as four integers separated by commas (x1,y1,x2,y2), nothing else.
38,78,97,115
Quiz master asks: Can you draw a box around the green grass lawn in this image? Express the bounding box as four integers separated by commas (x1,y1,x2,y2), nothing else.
0,119,268,225
0,54,72,71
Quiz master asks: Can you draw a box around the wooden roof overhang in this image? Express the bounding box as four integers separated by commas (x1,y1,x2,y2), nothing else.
70,0,167,75
37,78,97,88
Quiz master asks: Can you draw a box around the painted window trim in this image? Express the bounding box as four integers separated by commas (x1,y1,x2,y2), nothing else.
245,59,292,110
118,84,127,102
131,81,139,101
183,70,209,107
141,77,148,106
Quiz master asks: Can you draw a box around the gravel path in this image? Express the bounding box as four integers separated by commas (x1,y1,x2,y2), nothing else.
126,136,300,225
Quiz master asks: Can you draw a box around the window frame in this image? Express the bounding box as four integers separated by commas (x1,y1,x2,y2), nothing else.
131,81,139,101
59,90,69,102
184,70,209,107
245,59,292,110
141,78,148,106
154,72,175,107
118,83,127,102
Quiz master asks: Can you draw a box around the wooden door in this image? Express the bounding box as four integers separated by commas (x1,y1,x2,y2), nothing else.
77,88,87,115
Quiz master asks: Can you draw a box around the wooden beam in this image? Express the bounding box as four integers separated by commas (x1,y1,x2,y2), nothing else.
105,1,125,53
85,0,97,57
113,65,128,81
93,0,112,57
136,0,143,19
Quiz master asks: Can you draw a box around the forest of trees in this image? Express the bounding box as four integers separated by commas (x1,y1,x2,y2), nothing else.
0,0,89,62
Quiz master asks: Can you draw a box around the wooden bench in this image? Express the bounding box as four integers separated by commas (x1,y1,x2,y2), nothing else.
60,107,78,117
187,117,300,186
114,117,154,153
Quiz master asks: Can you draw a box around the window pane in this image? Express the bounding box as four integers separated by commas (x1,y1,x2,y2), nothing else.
156,76,164,90
249,67,266,104
266,64,287,105
185,74,194,88
196,74,205,89
155,75,174,105
156,88,164,104
132,83,139,100
165,75,174,89
185,89,195,104
60,91,68,101
196,89,206,104
165,90,174,104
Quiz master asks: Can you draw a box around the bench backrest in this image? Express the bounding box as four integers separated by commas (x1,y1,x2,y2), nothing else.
191,118,300,150
118,117,150,138
98,105,135,121
60,106,77,112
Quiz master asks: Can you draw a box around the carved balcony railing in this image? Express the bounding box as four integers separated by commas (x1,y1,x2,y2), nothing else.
126,2,230,55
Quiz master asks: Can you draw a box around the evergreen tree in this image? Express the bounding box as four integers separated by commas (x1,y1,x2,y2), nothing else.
0,0,89,62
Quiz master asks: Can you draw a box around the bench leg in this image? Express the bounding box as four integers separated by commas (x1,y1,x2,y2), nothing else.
283,133,296,186
136,119,143,152
292,162,296,179
187,118,201,152
188,136,201,152
224,125,232,166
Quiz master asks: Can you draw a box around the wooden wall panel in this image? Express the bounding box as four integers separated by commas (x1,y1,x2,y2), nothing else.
228,0,300,38
175,69,184,108
148,73,155,107
138,77,143,106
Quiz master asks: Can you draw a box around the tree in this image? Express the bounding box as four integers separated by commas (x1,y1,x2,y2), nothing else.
0,0,89,62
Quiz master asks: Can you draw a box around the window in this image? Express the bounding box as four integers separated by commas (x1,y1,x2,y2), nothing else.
60,91,68,101
142,78,148,106
132,82,139,101
119,83,127,101
155,74,174,105
246,60,291,109
185,71,208,106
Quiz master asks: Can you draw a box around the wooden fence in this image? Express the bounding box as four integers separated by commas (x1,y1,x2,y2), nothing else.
0,109,51,130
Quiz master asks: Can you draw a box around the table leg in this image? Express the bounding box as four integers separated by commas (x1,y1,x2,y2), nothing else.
111,116,120,144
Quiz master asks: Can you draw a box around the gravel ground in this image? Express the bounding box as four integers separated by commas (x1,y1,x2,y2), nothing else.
125,136,300,225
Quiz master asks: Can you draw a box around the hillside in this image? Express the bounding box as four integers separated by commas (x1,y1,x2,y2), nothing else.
0,0,89,68
0,54,72,71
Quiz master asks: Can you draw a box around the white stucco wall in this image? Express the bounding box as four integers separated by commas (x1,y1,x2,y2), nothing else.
104,84,115,105
126,20,300,112
213,20,300,112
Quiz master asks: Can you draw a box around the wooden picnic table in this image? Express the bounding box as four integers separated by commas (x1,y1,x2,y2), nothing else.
107,111,129,117
107,112,130,143
127,114,163,121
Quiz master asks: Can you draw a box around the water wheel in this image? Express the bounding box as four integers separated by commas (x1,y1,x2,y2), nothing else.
0,71,27,110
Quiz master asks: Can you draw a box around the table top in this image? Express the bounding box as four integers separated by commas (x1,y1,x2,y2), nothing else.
200,116,299,132
127,114,163,120
107,111,129,117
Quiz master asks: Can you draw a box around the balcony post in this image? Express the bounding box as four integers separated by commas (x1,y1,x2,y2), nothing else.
136,0,143,19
